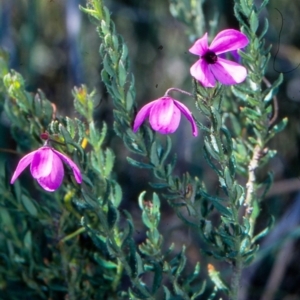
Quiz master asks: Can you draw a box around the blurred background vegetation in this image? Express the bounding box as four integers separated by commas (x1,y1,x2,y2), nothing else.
1,0,300,299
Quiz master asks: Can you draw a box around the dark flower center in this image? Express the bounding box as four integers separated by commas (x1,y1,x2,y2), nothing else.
202,50,218,64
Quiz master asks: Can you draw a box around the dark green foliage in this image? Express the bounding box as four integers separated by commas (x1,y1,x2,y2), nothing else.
0,0,288,299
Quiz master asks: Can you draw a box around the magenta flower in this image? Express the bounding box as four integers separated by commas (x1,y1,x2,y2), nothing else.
133,96,198,136
220,49,242,63
189,29,249,87
10,146,82,192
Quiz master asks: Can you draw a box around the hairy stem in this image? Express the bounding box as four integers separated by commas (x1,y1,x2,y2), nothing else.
244,145,261,236
230,258,243,300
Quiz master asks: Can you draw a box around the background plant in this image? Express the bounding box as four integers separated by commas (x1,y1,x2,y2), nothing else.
0,0,300,299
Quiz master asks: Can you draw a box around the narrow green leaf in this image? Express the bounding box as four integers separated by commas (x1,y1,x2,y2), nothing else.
224,167,233,189
107,201,119,229
249,11,259,32
203,145,221,176
94,253,117,269
163,286,171,300
149,182,169,189
210,106,222,131
252,215,275,243
152,192,160,211
21,195,38,217
152,262,163,294
175,246,187,276
103,53,114,77
173,280,185,296
126,87,134,112
241,107,262,120
204,138,220,161
150,141,160,166
240,0,251,17
263,73,283,102
23,231,32,252
240,236,251,255
120,43,128,63
220,127,233,155
268,117,288,139
101,69,111,88
128,287,149,299
233,184,245,205
195,98,210,116
238,50,255,63
160,136,172,165
232,85,248,101
11,178,22,204
111,181,122,208
183,262,200,286
59,123,73,146
191,281,206,299
65,117,76,139
258,0,269,14
259,18,269,41
118,60,127,87
142,212,154,229
0,208,22,247
127,157,153,169
259,172,274,200
104,148,115,177
135,251,144,277
200,191,232,218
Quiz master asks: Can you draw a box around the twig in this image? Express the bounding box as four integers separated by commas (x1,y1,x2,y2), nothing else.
244,145,262,238
0,148,21,155
244,145,260,211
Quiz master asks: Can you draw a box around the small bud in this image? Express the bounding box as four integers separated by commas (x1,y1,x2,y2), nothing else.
40,132,49,140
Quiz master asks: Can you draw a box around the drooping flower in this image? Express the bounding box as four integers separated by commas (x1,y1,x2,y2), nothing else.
133,96,198,136
10,146,82,192
189,29,249,87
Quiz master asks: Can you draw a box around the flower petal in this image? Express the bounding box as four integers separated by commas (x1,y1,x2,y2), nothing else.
133,101,156,132
174,101,198,137
30,147,53,179
190,59,216,87
149,97,181,134
210,58,247,85
53,149,82,183
37,152,64,192
10,151,36,184
210,29,249,55
189,33,209,56
219,49,241,63
231,49,241,63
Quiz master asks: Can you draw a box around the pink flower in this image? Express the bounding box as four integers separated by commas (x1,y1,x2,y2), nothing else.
133,96,198,136
10,146,82,192
189,29,249,87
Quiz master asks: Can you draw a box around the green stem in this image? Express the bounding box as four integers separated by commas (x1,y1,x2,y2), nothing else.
229,258,242,300
60,227,86,243
244,145,261,236
111,259,124,292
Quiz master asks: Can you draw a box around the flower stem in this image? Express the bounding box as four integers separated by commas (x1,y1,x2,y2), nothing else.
164,87,193,97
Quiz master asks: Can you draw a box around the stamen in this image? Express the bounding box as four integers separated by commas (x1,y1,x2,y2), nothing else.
203,51,218,64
